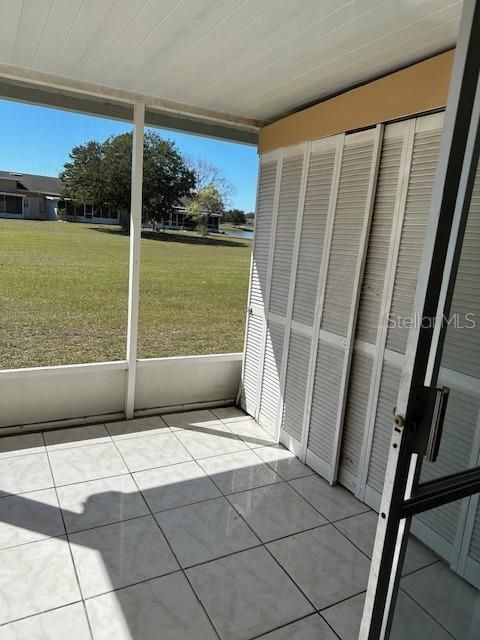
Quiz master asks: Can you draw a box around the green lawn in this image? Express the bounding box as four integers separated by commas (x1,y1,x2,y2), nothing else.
0,219,251,369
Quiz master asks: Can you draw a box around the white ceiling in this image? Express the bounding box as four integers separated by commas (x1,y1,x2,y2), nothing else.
0,0,462,125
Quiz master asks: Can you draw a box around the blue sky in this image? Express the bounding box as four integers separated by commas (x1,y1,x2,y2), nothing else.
0,99,258,212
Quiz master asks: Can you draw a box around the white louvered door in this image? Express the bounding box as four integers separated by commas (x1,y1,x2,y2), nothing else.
303,127,382,482
240,154,280,417
432,157,480,585
361,113,445,509
257,145,306,435
339,120,412,493
279,135,341,455
242,109,480,589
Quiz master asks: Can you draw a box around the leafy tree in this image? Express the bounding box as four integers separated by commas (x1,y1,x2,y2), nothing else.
60,132,195,227
59,141,106,206
186,185,224,236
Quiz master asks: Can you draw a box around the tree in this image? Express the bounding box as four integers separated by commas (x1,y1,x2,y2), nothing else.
185,156,234,205
60,132,195,227
59,141,106,206
186,185,224,236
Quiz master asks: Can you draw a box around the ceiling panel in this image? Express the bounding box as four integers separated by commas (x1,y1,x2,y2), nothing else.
0,0,462,124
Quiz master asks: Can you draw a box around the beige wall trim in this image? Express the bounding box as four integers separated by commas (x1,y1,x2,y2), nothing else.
259,50,454,153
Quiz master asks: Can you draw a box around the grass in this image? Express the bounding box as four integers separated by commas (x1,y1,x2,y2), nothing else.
0,219,251,369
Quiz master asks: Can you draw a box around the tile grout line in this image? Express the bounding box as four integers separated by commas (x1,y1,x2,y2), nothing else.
168,422,249,462
317,587,368,614
3,413,447,639
209,455,382,631
166,424,288,497
398,585,457,640
283,477,377,564
249,611,342,640
108,432,224,640
400,558,441,578
329,520,376,563
40,431,96,640
158,416,378,640
0,600,85,629
226,495,325,623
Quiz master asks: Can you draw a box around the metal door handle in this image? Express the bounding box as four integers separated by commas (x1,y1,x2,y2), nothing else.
410,386,450,462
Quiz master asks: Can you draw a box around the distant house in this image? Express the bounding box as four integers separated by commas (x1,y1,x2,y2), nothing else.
0,171,62,220
60,200,121,225
0,170,120,224
161,197,221,232
0,171,220,231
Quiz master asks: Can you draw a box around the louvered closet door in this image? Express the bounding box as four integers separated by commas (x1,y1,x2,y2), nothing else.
304,128,381,483
433,159,480,583
241,157,279,416
363,112,444,509
339,121,409,493
258,146,305,435
280,136,340,453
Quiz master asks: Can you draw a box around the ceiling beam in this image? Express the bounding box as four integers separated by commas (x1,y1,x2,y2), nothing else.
0,64,259,145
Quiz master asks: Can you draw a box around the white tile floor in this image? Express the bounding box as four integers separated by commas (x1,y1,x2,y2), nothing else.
0,407,477,639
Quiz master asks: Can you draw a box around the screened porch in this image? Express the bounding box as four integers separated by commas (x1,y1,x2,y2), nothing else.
1,1,479,639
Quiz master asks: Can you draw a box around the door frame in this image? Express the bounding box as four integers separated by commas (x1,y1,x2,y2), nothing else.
360,1,480,637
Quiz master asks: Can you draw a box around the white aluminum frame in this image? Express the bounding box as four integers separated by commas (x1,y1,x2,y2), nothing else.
361,0,480,634
0,94,249,433
125,102,145,419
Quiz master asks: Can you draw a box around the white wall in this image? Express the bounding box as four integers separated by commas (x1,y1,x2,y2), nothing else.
135,353,242,411
0,354,242,431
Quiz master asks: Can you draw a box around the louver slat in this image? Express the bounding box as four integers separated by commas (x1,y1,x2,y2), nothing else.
442,171,480,378
339,349,374,491
386,130,442,354
241,311,263,415
249,161,277,307
258,319,285,435
269,155,303,317
468,503,480,563
321,139,375,337
307,339,345,463
282,333,312,442
292,147,336,328
366,361,401,493
356,137,403,344
468,496,480,564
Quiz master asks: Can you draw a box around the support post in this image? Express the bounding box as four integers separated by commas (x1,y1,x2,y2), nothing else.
125,102,145,419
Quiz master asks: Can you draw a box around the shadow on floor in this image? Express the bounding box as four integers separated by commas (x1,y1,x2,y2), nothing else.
90,226,249,248
0,413,475,640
